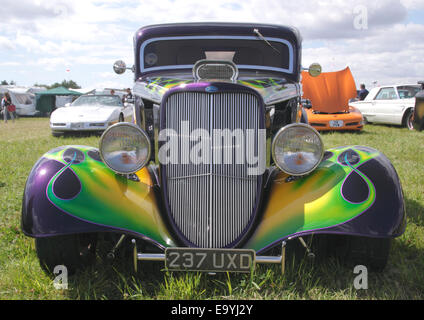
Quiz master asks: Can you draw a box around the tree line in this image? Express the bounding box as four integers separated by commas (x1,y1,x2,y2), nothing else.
1,79,81,90
1,80,16,85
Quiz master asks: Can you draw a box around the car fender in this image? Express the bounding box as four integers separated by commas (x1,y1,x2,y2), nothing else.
245,145,406,253
21,145,176,249
22,145,405,254
101,108,118,122
401,106,413,125
108,108,126,123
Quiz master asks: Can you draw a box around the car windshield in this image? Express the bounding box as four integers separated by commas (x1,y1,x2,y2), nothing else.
397,86,420,99
71,95,122,107
141,37,293,73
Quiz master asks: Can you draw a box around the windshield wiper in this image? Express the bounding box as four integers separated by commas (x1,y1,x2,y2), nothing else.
253,28,281,55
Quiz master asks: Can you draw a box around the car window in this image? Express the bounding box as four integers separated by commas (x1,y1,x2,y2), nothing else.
141,37,292,73
397,85,420,99
375,87,397,100
71,95,122,107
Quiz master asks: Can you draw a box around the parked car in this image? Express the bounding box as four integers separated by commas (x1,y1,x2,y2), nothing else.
22,23,405,275
301,67,364,131
49,94,133,136
349,84,420,130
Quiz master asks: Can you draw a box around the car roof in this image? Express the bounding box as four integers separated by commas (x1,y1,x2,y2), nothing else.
373,84,419,89
134,22,302,82
135,22,301,44
363,85,420,101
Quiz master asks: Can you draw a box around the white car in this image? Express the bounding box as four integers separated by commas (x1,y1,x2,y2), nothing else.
349,84,420,130
50,94,133,136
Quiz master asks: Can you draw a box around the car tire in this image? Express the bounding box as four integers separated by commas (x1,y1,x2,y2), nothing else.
35,233,97,275
403,109,414,130
336,235,392,272
51,131,62,137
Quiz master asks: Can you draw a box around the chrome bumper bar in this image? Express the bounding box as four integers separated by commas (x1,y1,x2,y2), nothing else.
131,240,287,274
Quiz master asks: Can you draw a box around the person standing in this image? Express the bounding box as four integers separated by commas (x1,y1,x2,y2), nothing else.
1,92,15,123
358,84,369,101
123,88,133,104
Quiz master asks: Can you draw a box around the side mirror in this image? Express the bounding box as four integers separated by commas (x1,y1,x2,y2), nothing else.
113,60,135,74
301,99,312,109
308,63,322,77
64,103,71,107
113,60,127,74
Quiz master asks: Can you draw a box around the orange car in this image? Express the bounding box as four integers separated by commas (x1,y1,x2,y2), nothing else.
301,67,363,131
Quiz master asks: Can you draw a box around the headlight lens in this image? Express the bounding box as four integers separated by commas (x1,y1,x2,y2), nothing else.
99,123,151,174
272,123,323,176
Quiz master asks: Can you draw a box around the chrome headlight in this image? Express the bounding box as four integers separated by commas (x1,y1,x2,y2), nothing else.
99,123,151,174
272,123,324,176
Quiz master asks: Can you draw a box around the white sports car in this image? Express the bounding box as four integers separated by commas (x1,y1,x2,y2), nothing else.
50,94,133,136
349,84,420,130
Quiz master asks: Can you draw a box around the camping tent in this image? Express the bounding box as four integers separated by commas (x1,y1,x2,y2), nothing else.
35,86,82,114
1,85,47,116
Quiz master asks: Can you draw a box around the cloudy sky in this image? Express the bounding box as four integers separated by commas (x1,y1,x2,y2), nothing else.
0,0,423,90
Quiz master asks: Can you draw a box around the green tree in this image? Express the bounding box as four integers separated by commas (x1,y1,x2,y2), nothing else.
62,79,80,89
33,83,48,88
1,80,17,85
48,79,81,90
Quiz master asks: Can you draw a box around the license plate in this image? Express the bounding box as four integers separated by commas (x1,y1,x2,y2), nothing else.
329,120,344,127
165,248,255,273
71,123,84,129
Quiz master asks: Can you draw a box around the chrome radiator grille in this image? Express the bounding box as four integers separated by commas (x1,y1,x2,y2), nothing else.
196,64,236,81
162,91,264,248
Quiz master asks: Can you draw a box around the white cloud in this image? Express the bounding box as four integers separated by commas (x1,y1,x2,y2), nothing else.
303,21,424,87
0,0,73,22
0,61,20,66
400,0,424,10
0,0,422,88
0,36,15,50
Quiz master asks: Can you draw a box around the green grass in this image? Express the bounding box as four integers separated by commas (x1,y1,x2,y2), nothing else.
0,118,423,300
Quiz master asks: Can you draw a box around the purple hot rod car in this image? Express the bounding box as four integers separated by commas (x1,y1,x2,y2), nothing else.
22,23,405,275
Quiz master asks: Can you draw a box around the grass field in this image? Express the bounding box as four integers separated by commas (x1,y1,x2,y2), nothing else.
0,117,423,300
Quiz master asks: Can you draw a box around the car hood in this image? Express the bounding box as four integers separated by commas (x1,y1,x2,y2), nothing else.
133,75,299,105
301,67,357,113
50,106,117,122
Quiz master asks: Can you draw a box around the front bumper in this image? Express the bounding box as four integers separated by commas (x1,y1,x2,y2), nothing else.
304,107,364,131
132,239,288,274
50,121,110,132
